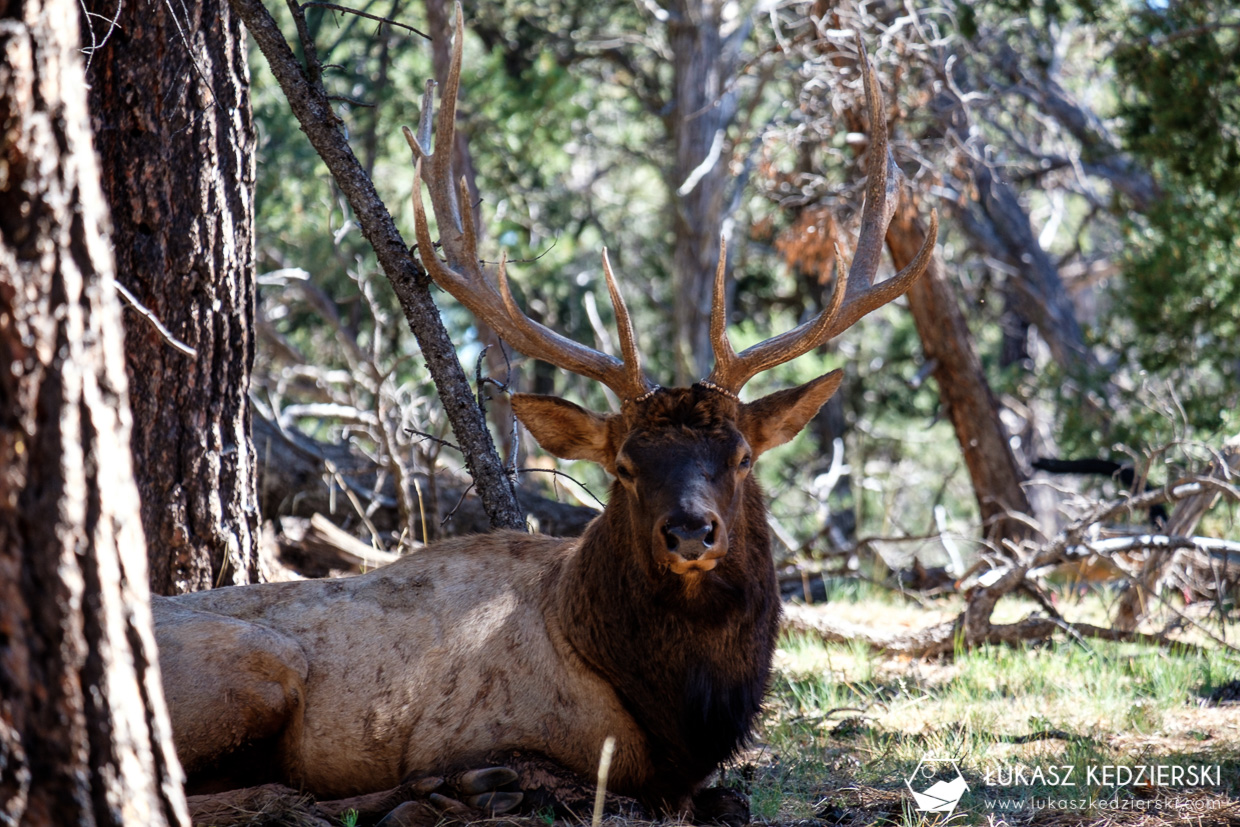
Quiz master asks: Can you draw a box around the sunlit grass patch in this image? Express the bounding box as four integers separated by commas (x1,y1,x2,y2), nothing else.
746,601,1240,825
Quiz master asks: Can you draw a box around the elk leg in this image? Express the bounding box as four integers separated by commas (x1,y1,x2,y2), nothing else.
482,751,646,820
153,597,309,790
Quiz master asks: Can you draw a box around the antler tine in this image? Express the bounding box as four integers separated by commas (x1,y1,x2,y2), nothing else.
415,80,435,156
411,157,468,292
413,158,653,399
708,234,737,380
458,175,477,260
407,7,655,403
491,247,599,371
704,251,850,393
703,38,937,396
403,2,467,242
433,2,465,205
820,208,937,340
600,249,647,397
845,35,898,297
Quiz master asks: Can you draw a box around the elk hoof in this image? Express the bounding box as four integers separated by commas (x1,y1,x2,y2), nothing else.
692,786,750,827
456,766,519,795
398,774,446,796
377,800,442,827
465,791,524,814
428,793,472,815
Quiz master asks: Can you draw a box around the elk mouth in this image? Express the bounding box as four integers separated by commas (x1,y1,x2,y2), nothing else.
662,550,727,575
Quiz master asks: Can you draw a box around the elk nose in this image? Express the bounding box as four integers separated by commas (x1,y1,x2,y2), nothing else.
661,519,717,560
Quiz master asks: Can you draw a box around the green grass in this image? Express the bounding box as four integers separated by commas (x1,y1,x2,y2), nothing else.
740,602,1240,825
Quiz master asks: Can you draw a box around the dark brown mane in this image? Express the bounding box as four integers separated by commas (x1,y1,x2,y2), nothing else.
557,387,779,809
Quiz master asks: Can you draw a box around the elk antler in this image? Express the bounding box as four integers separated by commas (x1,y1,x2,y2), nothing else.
405,3,654,404
704,39,939,397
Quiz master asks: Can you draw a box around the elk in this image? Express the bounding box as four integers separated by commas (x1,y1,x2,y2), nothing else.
152,8,936,820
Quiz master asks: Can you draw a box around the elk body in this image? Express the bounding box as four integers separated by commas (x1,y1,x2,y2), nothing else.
153,8,936,817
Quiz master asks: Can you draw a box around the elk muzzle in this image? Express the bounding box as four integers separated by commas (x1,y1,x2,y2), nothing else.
654,512,727,574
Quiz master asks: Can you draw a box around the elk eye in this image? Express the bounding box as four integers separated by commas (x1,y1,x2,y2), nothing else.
738,454,752,470
615,461,636,482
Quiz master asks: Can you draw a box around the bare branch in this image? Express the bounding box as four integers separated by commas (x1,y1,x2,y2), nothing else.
301,1,430,39
114,280,198,358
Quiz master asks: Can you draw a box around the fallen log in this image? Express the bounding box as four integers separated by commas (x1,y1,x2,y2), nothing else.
254,406,598,541
279,514,402,576
781,602,1204,658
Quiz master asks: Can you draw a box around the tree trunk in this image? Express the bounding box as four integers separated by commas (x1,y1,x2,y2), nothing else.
887,197,1035,544
959,159,1093,375
82,0,261,594
667,0,737,383
0,0,190,821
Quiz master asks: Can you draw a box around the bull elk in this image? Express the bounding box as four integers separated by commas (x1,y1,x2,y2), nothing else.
152,7,936,821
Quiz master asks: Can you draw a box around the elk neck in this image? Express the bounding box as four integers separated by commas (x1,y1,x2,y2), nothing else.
554,471,781,806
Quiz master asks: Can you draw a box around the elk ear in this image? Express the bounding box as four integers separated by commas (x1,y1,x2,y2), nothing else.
511,393,615,466
739,369,844,457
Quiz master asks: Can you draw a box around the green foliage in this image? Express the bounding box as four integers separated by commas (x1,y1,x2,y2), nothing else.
1113,187,1240,437
1113,3,1240,192
1103,1,1240,443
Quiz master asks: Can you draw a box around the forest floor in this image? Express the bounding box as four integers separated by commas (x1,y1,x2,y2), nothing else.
720,585,1240,827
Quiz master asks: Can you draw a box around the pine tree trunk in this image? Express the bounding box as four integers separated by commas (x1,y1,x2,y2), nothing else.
82,0,261,594
0,0,190,820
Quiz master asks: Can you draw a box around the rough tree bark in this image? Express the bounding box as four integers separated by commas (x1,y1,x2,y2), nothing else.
887,197,1035,544
225,0,525,530
81,0,262,594
0,0,189,820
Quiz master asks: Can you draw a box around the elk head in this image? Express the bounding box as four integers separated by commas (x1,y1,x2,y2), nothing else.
405,5,937,585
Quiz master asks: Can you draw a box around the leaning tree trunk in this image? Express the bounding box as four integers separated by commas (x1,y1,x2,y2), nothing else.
82,0,261,594
961,161,1093,374
0,0,190,821
887,197,1036,545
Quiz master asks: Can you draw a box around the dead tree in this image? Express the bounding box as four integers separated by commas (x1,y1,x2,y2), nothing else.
888,197,1035,544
